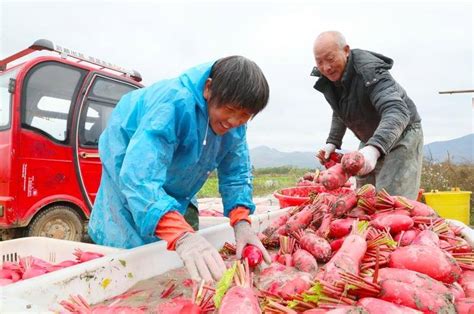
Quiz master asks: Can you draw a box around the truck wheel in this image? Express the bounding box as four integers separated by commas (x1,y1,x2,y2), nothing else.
26,205,84,241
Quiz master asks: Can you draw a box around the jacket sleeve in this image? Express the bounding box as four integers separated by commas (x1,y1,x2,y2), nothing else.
326,111,347,149
118,103,182,239
217,137,255,217
366,71,411,155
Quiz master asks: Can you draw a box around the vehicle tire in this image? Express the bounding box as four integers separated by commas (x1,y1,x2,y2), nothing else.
26,205,84,241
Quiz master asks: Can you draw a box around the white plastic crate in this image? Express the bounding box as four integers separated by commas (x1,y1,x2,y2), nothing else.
0,236,121,265
1,208,290,312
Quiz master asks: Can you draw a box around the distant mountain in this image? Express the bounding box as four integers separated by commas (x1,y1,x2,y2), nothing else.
249,146,321,169
424,133,473,163
250,134,473,168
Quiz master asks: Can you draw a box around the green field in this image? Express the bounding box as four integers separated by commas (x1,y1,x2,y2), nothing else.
197,167,312,198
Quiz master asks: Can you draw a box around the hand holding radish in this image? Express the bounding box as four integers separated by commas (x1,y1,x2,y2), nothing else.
234,221,271,265
357,145,381,176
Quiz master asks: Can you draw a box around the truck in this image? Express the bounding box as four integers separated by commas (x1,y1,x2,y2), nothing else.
0,39,143,241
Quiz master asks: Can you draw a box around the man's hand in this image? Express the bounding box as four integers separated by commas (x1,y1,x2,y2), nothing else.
318,143,336,161
357,145,381,176
175,232,226,282
234,221,271,264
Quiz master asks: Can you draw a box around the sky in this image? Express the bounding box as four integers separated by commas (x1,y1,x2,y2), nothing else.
1,0,472,152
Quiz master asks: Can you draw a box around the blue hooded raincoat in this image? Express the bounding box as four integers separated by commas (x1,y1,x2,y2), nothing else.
88,62,255,248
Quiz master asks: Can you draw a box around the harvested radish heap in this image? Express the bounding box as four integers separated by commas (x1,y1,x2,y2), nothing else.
0,248,104,286
62,183,472,313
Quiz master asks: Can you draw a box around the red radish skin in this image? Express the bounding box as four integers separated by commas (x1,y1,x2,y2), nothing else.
242,245,263,268
299,231,332,262
357,297,423,314
331,192,358,217
379,279,455,313
325,306,367,314
371,214,414,234
407,200,438,217
320,232,367,284
263,213,290,236
329,218,356,238
73,249,104,263
460,271,474,297
377,268,451,295
179,303,202,314
455,298,474,314
389,244,462,284
450,282,466,300
218,286,261,314
257,263,312,300
341,151,365,176
292,249,318,274
370,209,410,220
284,205,315,234
394,229,420,246
330,237,346,252
320,164,350,190
412,230,440,247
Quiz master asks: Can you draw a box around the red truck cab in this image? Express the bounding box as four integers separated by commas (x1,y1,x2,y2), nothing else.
0,39,143,241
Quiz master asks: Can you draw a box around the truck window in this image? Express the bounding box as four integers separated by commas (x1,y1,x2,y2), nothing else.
79,77,136,147
0,68,20,130
22,62,86,142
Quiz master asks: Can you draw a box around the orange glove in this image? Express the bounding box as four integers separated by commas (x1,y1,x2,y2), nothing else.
155,211,195,250
229,206,251,227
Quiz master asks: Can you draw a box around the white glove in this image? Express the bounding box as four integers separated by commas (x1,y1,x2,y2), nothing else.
234,221,272,264
319,143,336,160
357,145,381,176
175,232,226,282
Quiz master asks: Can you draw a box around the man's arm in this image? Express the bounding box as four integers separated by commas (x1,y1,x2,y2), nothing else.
366,71,411,155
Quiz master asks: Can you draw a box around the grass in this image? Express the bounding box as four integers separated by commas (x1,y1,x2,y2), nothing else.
197,167,312,198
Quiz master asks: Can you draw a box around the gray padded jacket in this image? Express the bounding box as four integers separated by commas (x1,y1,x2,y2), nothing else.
312,49,421,155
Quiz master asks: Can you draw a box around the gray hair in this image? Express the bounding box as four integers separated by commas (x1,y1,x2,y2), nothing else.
316,31,347,49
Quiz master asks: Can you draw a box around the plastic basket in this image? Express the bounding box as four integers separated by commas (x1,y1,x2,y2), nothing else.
423,190,472,225
274,186,352,208
0,237,121,265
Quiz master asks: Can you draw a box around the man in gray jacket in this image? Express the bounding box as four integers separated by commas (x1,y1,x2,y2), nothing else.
312,31,423,199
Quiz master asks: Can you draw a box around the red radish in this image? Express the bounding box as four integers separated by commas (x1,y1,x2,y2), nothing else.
320,164,350,190
379,279,455,313
263,213,290,237
292,249,318,274
0,269,21,282
369,209,410,220
331,192,358,217
329,218,356,238
276,236,295,267
284,204,317,234
450,282,466,299
347,207,369,219
320,222,368,284
377,268,451,295
73,249,104,263
341,151,365,175
371,214,414,234
357,297,423,314
407,200,437,217
460,271,474,297
356,184,377,198
412,229,440,247
256,263,311,300
330,237,346,252
295,229,332,262
455,298,474,314
241,245,263,268
325,306,366,314
0,278,13,286
316,212,333,238
389,244,462,284
452,237,473,253
394,229,420,246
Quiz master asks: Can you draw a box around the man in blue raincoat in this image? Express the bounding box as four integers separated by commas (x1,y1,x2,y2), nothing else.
88,56,272,282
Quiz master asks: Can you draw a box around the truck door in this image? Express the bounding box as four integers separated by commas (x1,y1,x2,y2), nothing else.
74,75,138,210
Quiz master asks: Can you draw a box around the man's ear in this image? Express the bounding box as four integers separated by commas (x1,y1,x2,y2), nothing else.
203,78,212,100
344,45,350,57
